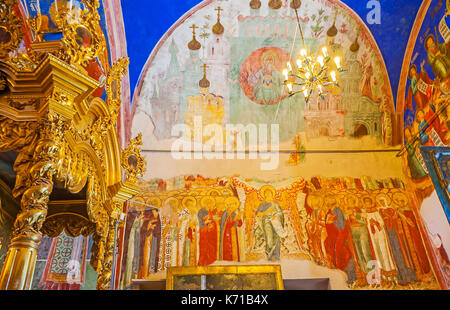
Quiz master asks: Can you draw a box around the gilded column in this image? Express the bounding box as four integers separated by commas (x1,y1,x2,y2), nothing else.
96,214,117,290
0,114,67,290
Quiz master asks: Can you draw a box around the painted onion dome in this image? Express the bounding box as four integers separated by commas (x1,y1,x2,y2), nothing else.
327,12,338,38
249,0,261,10
269,0,282,10
290,0,302,10
188,24,201,50
212,6,224,35
199,64,210,88
350,36,360,53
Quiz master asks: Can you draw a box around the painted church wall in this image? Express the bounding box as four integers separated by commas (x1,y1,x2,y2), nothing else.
125,0,445,290
396,0,450,289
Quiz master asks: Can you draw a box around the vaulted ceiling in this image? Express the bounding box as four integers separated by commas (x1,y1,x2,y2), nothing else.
119,0,424,107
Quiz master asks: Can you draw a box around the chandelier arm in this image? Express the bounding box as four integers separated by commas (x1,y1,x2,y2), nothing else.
294,8,306,49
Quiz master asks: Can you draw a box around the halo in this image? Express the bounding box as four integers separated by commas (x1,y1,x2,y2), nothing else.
201,196,216,208
408,64,417,79
345,193,359,206
361,195,374,205
224,196,240,206
392,192,409,206
182,196,197,208
147,196,162,208
375,193,392,206
164,197,179,207
207,189,221,196
424,34,435,51
260,49,279,66
307,193,324,209
260,185,276,198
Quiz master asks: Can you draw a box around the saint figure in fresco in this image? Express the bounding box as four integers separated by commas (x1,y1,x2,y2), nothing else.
363,195,397,286
247,50,284,105
221,197,243,262
379,198,417,286
425,34,450,81
346,194,374,285
416,109,431,145
122,210,144,288
159,197,180,270
181,197,197,266
393,193,431,280
255,186,286,261
138,208,161,278
306,194,327,265
405,62,433,111
198,196,218,266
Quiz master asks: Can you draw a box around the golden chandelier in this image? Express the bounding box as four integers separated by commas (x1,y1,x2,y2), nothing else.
283,6,344,103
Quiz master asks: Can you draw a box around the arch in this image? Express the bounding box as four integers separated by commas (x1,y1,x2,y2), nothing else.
354,123,369,138
130,0,396,148
396,0,433,145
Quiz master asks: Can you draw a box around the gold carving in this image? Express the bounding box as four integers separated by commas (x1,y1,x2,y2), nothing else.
96,216,116,290
106,57,129,121
59,0,106,67
0,0,142,290
41,214,96,238
27,13,43,43
121,133,146,183
0,0,24,59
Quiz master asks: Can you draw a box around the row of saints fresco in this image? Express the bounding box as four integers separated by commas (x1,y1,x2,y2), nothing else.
119,175,442,290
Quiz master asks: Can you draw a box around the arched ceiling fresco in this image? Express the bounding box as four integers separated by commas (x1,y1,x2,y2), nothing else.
130,0,405,152
397,0,450,201
122,0,424,107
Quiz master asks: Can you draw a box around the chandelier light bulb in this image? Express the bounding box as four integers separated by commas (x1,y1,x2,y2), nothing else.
318,84,323,94
287,62,293,72
296,59,302,68
330,71,337,82
287,83,293,92
300,49,307,57
334,56,341,69
303,88,309,98
305,72,311,80
322,47,328,58
317,55,324,67
283,69,289,80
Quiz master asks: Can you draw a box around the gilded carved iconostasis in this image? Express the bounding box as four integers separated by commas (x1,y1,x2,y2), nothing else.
0,0,449,291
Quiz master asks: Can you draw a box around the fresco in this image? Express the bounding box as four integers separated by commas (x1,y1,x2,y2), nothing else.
118,175,440,290
397,0,450,288
132,0,395,150
401,0,450,185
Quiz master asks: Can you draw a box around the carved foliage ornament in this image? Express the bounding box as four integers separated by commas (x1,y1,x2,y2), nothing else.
0,0,24,59
121,133,146,183
41,215,96,238
106,57,129,121
59,0,106,67
14,114,70,239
